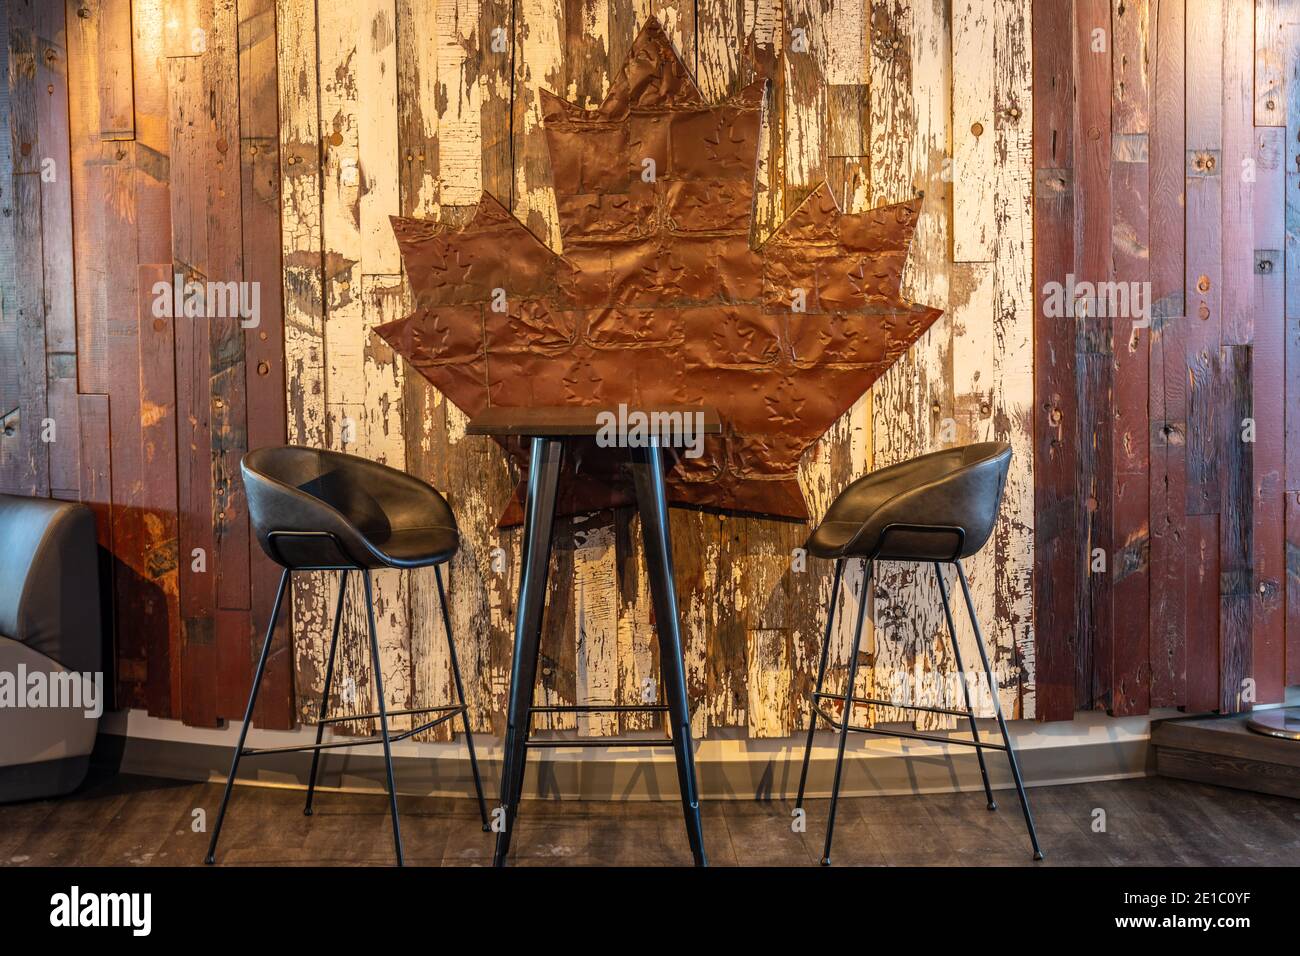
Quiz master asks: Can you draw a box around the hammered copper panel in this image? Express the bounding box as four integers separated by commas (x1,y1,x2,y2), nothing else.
376,16,944,525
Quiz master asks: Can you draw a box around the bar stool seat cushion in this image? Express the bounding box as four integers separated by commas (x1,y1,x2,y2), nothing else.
806,442,1011,562
243,446,459,570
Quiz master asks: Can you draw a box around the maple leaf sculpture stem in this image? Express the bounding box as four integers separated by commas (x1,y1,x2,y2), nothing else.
376,17,943,527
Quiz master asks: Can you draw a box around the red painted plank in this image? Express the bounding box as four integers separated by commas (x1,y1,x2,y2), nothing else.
1182,1,1224,709
1185,513,1221,712
1217,345,1252,712
1031,0,1078,720
239,0,292,730
1287,493,1300,685
168,49,219,728
1184,2,1224,518
1220,0,1255,347
138,263,181,719
77,392,113,708
1250,127,1286,705
1147,0,1186,708
133,0,182,715
1075,0,1113,711
1109,0,1151,717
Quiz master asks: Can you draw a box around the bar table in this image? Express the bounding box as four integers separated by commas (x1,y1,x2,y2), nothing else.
467,405,719,867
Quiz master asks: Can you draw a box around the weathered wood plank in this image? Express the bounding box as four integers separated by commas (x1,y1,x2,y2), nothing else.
1251,127,1286,705
1286,21,1300,687
239,0,292,729
1254,0,1286,127
1287,493,1300,685
871,0,954,727
1074,0,1112,711
277,0,333,726
166,47,219,726
1218,344,1252,713
203,2,251,728
991,0,1035,718
1222,0,1254,348
76,392,114,705
952,0,995,262
1185,512,1221,712
1031,0,1076,720
1147,0,1186,708
1182,0,1224,712
1184,0,1223,515
28,3,79,502
1109,0,1150,717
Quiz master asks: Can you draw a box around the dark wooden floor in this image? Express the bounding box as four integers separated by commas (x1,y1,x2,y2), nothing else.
1,772,1296,866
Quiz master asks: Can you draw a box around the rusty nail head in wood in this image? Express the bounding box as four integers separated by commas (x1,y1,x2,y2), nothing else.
971,121,984,137
153,318,166,333
1087,126,1100,140
1196,275,1211,292
257,361,270,376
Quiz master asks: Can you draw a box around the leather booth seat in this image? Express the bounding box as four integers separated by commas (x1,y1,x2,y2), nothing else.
0,494,103,802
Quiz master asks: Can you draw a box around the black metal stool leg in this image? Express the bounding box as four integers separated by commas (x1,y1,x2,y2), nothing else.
822,559,872,866
205,568,291,864
363,570,404,866
796,558,844,809
955,560,1044,860
933,562,996,810
304,570,349,816
434,563,490,830
631,441,707,866
494,437,563,866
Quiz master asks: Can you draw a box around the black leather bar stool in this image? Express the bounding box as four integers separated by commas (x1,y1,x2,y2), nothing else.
795,441,1043,864
204,446,489,866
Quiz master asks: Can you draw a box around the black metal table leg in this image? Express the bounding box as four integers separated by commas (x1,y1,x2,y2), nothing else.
629,441,707,867
493,436,564,867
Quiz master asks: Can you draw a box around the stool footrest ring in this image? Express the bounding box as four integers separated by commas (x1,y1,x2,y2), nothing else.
523,737,675,749
810,705,1007,751
814,691,976,720
239,704,467,757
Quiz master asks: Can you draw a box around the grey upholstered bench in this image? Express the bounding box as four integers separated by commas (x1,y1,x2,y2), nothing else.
0,493,103,802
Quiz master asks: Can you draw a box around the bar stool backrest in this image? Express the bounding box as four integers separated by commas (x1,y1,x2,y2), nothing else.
241,446,456,570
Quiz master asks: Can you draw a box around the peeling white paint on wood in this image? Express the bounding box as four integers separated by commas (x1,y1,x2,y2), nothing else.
358,0,401,272
277,0,332,723
953,0,996,261
281,0,1041,739
991,0,1035,717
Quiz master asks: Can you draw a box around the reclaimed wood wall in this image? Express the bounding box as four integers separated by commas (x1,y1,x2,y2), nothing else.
1033,0,1300,720
0,0,293,729
3,0,1293,737
275,0,1038,740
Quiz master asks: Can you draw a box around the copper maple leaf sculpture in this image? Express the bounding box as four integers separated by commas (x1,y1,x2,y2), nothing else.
376,17,943,526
